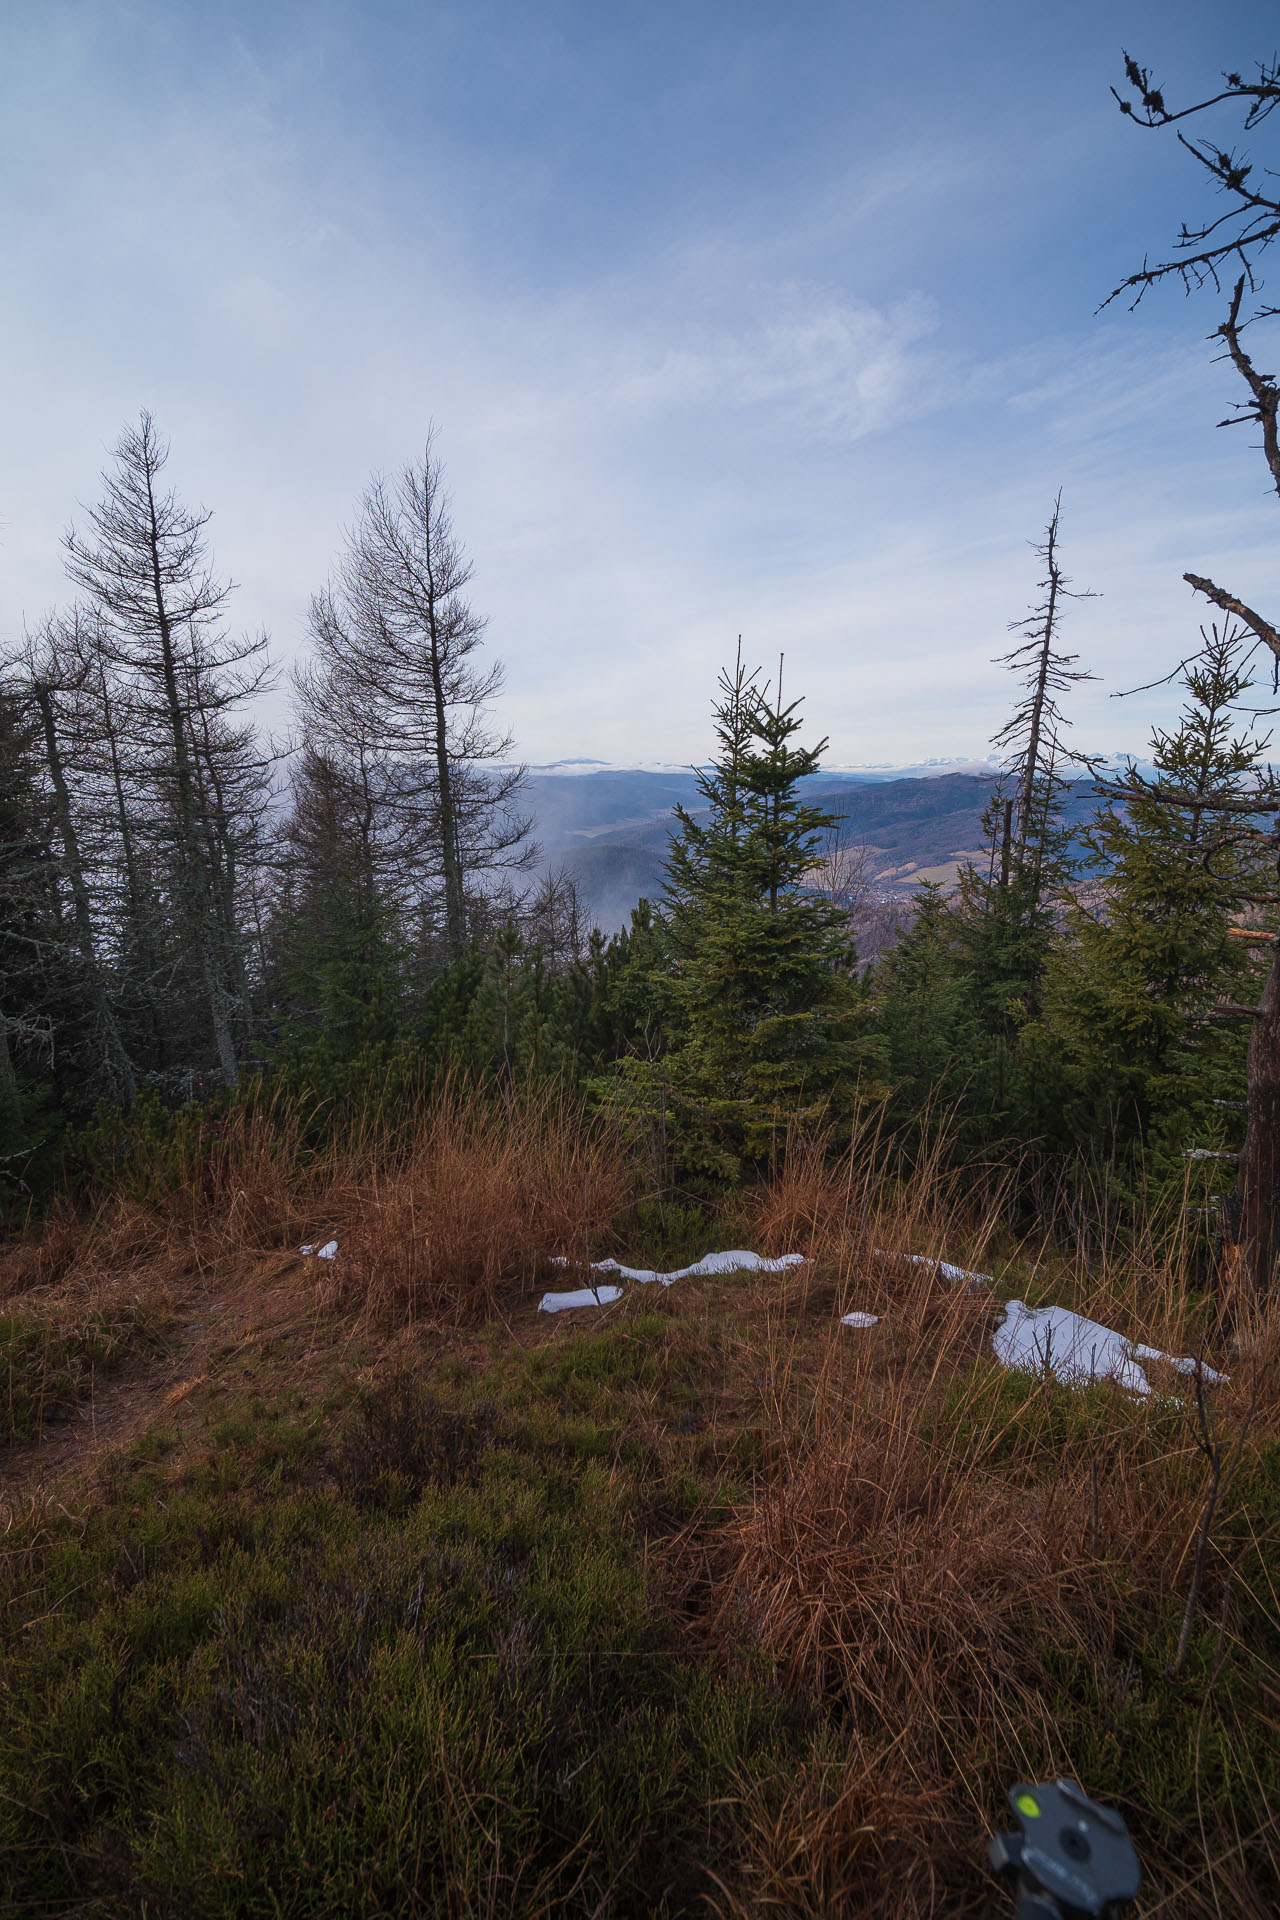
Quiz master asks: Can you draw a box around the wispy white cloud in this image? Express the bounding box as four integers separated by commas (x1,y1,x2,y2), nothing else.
1,0,1276,774
590,287,944,439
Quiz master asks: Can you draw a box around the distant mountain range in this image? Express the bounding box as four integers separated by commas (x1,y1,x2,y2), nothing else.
523,766,1102,928
522,755,1004,781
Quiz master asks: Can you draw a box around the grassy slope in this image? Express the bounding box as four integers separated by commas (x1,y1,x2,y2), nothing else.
1,1129,1278,1918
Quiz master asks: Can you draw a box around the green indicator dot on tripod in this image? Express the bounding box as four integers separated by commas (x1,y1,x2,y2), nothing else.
1015,1793,1041,1819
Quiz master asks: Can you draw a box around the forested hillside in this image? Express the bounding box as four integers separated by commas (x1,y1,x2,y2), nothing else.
536,767,1104,926
0,420,1268,1222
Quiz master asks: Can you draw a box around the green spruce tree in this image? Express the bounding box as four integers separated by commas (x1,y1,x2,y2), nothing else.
266,746,403,1057
876,882,983,1122
651,652,879,1176
875,505,1095,1149
1035,624,1276,1170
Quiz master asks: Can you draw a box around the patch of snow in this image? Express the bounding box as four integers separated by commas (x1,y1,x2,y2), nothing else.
1132,1343,1229,1384
550,1249,805,1288
993,1299,1229,1397
538,1248,804,1314
841,1311,880,1329
876,1249,994,1287
537,1285,625,1314
300,1239,338,1260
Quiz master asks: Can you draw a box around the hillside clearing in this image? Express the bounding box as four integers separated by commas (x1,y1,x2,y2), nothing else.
2,1163,1276,1919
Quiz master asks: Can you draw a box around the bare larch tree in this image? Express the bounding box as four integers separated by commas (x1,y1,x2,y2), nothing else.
17,617,137,1104
302,431,532,962
63,411,272,1087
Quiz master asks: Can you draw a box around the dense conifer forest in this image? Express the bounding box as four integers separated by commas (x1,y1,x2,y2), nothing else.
0,419,1272,1243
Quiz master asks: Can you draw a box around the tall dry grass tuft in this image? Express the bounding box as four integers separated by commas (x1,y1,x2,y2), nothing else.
697,1404,1118,1910
749,1115,1011,1356
711,1393,1112,1754
315,1081,634,1325
701,1360,1277,1912
1,1088,338,1303
0,1194,190,1308
2,1072,637,1332
691,1137,1279,1916
754,1109,1006,1256
712,1761,966,1920
0,1197,94,1301
111,1088,341,1251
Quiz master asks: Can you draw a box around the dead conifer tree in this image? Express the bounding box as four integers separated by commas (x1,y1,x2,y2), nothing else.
1111,51,1280,1293
15,619,136,1105
990,494,1097,883
63,412,272,1087
303,430,533,964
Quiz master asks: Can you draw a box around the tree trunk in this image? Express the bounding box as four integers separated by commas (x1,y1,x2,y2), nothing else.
426,610,466,960
998,798,1013,889
1231,944,1280,1297
99,671,168,1070
1014,505,1061,857
141,465,239,1086
190,708,254,1059
0,1017,22,1156
33,685,136,1105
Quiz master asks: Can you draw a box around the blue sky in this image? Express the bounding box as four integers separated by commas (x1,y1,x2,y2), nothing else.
3,0,1279,766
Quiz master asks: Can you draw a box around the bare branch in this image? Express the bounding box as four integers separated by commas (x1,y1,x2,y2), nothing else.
1184,574,1280,658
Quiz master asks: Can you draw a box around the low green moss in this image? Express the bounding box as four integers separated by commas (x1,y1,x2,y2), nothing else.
0,1378,790,1918
3,1315,1277,1916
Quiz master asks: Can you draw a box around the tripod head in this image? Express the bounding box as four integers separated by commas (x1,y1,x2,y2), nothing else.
989,1779,1141,1919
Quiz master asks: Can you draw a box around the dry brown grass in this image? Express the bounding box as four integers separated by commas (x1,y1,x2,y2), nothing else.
314,1081,634,1325
0,1194,205,1314
1,1076,634,1336
701,1397,1120,1914
750,1119,1011,1287
2,1093,1276,1912
117,1091,341,1251
1,1258,176,1451
676,1146,1280,1918
0,1098,316,1307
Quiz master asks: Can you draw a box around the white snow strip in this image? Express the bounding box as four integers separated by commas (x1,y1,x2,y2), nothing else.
993,1299,1229,1397
875,1250,994,1287
1133,1344,1229,1384
841,1311,880,1329
537,1248,804,1314
549,1249,805,1288
300,1239,338,1260
538,1285,626,1314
